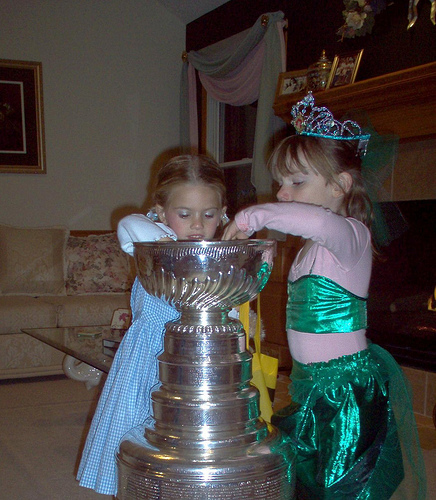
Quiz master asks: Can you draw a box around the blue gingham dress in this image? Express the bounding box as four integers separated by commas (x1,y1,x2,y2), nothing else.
77,278,179,495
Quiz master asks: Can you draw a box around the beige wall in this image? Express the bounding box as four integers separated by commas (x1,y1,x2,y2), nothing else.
0,0,185,229
392,139,436,201
379,138,436,202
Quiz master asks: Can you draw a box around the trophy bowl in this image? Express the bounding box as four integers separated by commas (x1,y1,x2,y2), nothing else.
133,239,276,311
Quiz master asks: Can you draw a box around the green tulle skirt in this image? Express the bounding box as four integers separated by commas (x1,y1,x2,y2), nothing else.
272,344,426,500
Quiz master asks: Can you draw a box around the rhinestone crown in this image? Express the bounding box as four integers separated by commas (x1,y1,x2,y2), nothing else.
291,92,370,156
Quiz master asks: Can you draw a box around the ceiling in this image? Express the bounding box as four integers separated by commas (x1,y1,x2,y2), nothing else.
156,0,230,24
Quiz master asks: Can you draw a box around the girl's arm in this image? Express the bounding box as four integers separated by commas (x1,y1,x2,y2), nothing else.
117,213,177,256
225,202,369,268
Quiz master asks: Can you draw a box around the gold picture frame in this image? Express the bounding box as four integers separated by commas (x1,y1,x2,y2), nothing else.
0,59,46,174
275,69,307,99
326,49,364,89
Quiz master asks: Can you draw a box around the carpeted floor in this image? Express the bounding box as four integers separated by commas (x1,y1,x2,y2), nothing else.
0,373,434,499
0,375,111,499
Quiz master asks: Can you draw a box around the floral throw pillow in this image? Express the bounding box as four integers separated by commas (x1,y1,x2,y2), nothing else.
66,233,134,295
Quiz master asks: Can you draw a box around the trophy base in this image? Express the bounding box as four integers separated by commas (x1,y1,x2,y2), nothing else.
117,424,295,500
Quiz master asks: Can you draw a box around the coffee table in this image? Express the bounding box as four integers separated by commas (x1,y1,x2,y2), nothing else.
21,326,124,374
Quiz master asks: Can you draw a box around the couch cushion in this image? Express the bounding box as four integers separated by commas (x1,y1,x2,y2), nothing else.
50,293,131,327
0,296,58,334
65,233,134,295
0,224,67,296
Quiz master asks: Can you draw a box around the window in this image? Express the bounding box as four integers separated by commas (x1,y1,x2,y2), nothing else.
207,96,257,217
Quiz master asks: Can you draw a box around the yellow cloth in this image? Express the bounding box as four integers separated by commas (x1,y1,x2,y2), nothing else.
239,298,278,422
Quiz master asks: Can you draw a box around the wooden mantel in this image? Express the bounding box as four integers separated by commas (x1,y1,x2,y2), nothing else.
273,62,436,141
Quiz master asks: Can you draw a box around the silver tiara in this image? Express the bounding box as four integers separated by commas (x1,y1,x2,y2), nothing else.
291,92,370,156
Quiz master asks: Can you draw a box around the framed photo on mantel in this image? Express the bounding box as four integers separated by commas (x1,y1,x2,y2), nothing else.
276,69,308,99
0,59,46,174
326,49,364,89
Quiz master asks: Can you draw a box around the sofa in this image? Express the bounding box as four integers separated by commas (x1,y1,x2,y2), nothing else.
0,224,135,379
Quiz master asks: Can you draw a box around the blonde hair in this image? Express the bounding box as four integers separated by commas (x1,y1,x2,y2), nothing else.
153,155,227,209
268,135,373,228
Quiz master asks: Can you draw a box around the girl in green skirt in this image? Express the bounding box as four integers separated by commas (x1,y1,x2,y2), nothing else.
224,93,426,499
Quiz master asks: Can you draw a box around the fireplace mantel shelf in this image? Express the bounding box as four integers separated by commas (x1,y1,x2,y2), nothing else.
273,61,436,141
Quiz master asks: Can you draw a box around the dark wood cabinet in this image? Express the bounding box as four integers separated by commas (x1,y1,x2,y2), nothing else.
259,235,302,368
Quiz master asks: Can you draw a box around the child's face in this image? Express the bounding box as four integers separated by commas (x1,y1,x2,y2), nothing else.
156,183,226,240
275,154,343,213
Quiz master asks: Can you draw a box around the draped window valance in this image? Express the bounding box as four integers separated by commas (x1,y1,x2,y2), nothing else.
180,11,287,194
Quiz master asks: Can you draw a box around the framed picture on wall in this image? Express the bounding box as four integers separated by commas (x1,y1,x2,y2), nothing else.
0,59,46,174
326,49,364,89
276,69,307,99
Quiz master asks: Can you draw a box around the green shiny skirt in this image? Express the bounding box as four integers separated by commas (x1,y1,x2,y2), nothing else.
272,344,426,500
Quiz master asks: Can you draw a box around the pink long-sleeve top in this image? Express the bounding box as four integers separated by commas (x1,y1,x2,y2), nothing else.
235,202,373,363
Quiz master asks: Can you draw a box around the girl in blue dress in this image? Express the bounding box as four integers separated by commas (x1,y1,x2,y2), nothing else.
77,155,228,496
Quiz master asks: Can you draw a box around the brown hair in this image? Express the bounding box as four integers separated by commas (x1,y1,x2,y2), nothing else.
268,135,373,228
152,155,227,209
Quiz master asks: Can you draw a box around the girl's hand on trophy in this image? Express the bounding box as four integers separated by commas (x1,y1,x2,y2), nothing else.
222,220,250,240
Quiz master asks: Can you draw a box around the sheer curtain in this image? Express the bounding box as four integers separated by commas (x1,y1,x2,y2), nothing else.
180,11,286,194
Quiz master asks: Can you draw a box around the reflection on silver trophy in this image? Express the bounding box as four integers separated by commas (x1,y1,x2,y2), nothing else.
117,240,295,499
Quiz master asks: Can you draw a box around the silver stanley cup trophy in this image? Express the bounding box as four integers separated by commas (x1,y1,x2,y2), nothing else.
117,240,295,499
